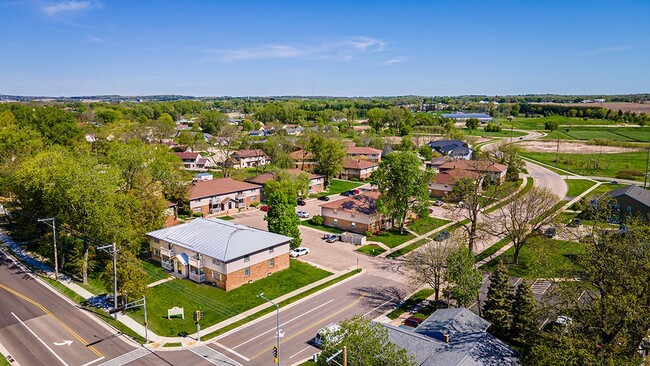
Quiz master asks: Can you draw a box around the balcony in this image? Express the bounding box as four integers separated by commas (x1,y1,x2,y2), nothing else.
188,257,203,268
161,260,173,271
160,247,174,257
235,193,245,200
189,272,206,283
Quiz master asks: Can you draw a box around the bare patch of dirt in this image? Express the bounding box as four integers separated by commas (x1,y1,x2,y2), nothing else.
520,140,642,154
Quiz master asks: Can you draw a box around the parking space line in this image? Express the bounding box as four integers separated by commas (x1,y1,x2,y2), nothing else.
11,312,69,366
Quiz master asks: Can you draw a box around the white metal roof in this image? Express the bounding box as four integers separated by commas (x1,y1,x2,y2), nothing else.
147,218,292,262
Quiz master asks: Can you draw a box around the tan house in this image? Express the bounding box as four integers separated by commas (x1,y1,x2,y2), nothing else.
338,159,379,181
228,149,269,169
245,169,324,200
289,149,315,171
148,218,292,291
320,192,388,234
175,151,210,170
189,178,261,216
429,169,482,198
438,160,508,183
346,146,382,162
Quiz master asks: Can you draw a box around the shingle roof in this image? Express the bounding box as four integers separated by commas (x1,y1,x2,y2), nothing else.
147,218,292,262
342,158,379,170
415,308,490,340
175,151,200,160
321,191,380,215
428,140,466,149
189,178,260,199
439,160,508,173
425,332,520,366
234,149,266,158
347,146,382,155
607,185,650,207
435,169,482,185
382,324,443,365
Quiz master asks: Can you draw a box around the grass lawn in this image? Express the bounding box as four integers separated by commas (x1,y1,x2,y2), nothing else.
474,237,511,263
163,342,182,347
506,116,615,130
464,128,527,138
539,127,650,143
323,179,363,196
129,260,330,336
387,238,428,258
588,183,627,197
299,220,345,234
485,178,534,214
565,179,597,197
408,217,450,235
0,352,10,366
141,259,171,284
520,151,648,180
480,238,585,279
356,244,386,256
387,289,434,320
367,230,415,249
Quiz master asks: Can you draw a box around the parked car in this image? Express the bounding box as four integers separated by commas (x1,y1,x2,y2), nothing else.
341,191,354,197
545,227,556,238
260,205,270,212
325,234,340,243
351,189,361,195
297,210,310,218
403,317,424,328
290,247,310,257
433,231,450,241
610,180,619,185
433,200,444,206
297,198,306,206
317,195,330,201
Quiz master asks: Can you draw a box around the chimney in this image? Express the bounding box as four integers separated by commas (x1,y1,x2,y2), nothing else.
443,333,450,343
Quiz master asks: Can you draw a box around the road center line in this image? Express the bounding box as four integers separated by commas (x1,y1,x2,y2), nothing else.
11,312,69,366
232,299,334,349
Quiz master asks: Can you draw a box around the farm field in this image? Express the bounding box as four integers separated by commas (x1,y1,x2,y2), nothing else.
520,151,648,180
464,128,527,138
554,102,650,114
540,127,650,142
506,116,617,130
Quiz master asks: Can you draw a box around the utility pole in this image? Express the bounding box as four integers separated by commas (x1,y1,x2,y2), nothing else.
38,218,58,281
99,243,119,319
258,293,280,365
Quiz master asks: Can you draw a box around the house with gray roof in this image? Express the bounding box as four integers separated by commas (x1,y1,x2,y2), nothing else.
442,113,494,124
428,140,473,160
606,185,650,221
382,308,520,366
147,218,292,291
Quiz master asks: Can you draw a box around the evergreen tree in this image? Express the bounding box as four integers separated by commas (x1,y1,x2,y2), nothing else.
511,281,538,341
483,260,513,337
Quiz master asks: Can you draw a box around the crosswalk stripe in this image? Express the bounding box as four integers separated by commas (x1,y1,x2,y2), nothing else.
190,345,243,366
97,348,149,366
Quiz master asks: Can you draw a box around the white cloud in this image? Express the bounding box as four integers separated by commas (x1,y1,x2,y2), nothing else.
41,0,101,16
86,33,101,43
574,46,634,58
384,57,408,65
203,37,387,63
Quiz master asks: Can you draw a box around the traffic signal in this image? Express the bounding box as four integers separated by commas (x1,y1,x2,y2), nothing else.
199,310,204,320
193,310,198,322
272,346,278,362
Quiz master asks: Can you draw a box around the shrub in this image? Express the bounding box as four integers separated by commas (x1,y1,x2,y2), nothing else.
310,215,324,226
192,211,203,217
250,202,259,207
545,120,559,131
350,177,359,182
484,123,502,132
365,230,373,237
615,169,644,179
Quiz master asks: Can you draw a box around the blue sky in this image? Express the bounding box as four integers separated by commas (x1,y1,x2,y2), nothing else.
1,0,649,96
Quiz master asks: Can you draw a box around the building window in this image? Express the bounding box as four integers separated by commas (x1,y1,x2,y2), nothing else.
251,196,256,201
351,222,356,229
333,218,338,225
627,206,632,212
244,267,250,277
244,255,250,263
212,258,222,265
152,248,160,256
269,258,275,268
269,247,274,254
333,209,338,215
214,271,222,281
194,207,202,212
153,238,160,244
317,184,322,188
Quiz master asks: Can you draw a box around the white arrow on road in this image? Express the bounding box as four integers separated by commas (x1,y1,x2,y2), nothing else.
53,340,73,346
279,329,285,338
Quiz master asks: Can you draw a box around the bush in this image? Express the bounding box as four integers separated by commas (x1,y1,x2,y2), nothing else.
192,211,203,217
365,230,373,237
545,120,559,131
310,215,324,226
250,202,259,208
484,123,502,132
350,177,359,182
615,169,643,179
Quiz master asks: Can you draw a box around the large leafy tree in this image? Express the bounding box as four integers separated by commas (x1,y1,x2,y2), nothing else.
316,315,415,366
199,109,228,134
444,246,482,308
264,190,301,249
370,151,432,233
404,239,454,304
307,134,346,189
483,261,513,337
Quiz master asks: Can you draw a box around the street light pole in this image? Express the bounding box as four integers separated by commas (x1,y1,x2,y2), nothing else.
38,217,58,281
258,293,280,365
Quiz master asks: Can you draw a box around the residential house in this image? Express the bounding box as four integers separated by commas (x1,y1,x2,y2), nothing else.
429,169,482,198
289,149,316,171
441,112,494,124
282,125,304,136
382,307,520,365
320,191,389,234
606,185,650,221
148,218,292,291
175,151,210,170
438,160,508,183
428,140,473,160
189,178,261,216
425,156,456,172
338,158,379,181
228,149,269,169
346,146,382,162
164,201,178,227
245,169,324,200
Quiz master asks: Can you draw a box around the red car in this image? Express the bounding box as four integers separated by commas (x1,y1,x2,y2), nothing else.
260,205,270,212
403,317,423,328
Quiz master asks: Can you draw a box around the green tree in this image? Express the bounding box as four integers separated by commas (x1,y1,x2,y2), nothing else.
371,151,432,233
307,134,346,189
264,190,301,249
199,109,228,134
418,144,433,160
95,108,123,124
316,315,415,366
397,136,416,151
465,117,480,130
445,246,482,308
405,239,453,304
242,120,254,131
544,120,559,131
511,281,537,341
265,170,310,198
366,108,386,133
483,261,513,337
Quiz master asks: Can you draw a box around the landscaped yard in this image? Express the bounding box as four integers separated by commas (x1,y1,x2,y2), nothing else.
367,230,415,249
480,238,585,279
587,183,627,197
321,179,363,196
387,238,428,258
474,237,511,263
356,244,386,256
128,260,331,336
408,217,450,235
387,289,434,320
299,220,344,234
520,151,648,180
565,179,597,197
141,259,171,284
540,127,650,143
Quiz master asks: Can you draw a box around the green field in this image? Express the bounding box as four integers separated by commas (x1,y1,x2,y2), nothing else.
408,217,450,235
521,151,647,180
387,238,429,258
540,127,650,143
480,238,584,279
464,128,527,138
387,289,435,320
565,179,597,197
322,179,363,196
129,260,330,336
356,244,386,256
506,116,616,130
368,230,415,248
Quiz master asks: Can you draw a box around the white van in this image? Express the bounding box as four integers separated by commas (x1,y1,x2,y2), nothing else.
314,324,342,348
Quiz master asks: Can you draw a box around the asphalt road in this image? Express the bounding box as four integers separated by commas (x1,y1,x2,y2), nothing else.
209,272,407,366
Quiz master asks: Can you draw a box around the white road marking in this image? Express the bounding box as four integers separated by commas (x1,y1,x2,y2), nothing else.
364,297,395,317
190,345,243,366
11,312,69,366
213,342,250,362
97,348,149,366
80,357,105,366
53,340,73,346
232,299,334,349
289,345,313,359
